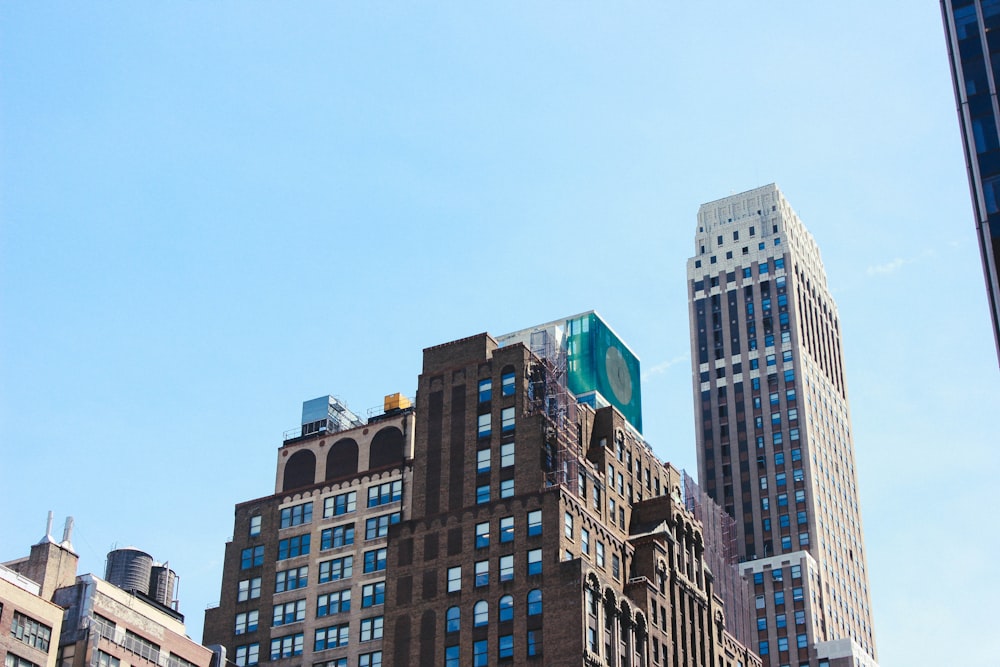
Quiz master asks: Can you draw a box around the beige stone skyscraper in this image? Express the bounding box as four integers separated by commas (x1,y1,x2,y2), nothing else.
686,185,877,667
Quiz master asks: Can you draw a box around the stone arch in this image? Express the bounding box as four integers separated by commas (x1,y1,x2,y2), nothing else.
619,598,634,624
326,438,359,480
283,450,316,491
370,426,405,468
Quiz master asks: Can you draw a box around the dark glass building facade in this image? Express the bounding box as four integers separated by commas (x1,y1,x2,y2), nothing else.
942,0,1000,363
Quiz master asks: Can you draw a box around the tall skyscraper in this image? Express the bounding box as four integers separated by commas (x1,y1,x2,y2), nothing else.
686,185,877,667
203,313,760,667
942,0,1000,362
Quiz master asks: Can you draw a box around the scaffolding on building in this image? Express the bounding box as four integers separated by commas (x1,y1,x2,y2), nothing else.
683,471,751,645
523,329,584,498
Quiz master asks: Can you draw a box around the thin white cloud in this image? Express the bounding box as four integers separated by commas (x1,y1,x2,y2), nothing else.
867,258,905,276
642,354,688,380
866,249,938,277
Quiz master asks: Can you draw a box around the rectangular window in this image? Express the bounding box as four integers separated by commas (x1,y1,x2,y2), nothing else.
500,442,514,467
95,652,120,667
238,577,261,601
499,555,514,581
478,379,492,403
498,634,513,660
474,639,488,667
365,512,401,539
235,610,259,635
475,560,489,587
318,556,352,583
527,510,542,536
596,541,605,568
791,564,802,578
476,484,490,504
272,599,305,626
324,491,357,518
777,637,788,652
445,645,460,667
564,512,574,538
280,502,313,528
235,643,259,667
500,516,514,542
581,528,590,555
275,566,308,592
269,633,303,659
321,524,355,550
774,591,785,605
359,652,382,667
527,549,542,575
363,548,387,573
316,590,351,617
277,535,310,560
478,413,491,438
501,406,515,432
241,545,264,569
362,581,385,607
448,566,462,592
501,371,515,396
476,522,490,548
527,629,541,657
249,516,261,536
477,449,491,473
797,633,808,649
367,480,402,507
793,586,804,602
313,624,349,651
360,616,383,642
11,613,52,652
500,479,514,498
612,554,620,580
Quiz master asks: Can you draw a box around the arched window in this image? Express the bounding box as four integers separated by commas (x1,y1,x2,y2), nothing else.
527,589,542,616
473,600,488,627
498,595,513,622
370,426,405,468
446,606,460,633
326,438,359,480
282,450,316,491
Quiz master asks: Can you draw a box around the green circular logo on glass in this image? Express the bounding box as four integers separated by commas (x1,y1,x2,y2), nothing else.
604,345,633,405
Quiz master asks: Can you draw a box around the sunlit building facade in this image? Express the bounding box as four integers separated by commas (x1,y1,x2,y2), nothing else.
204,316,760,667
686,185,877,667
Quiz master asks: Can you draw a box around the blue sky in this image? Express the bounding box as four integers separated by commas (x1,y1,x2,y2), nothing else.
2,3,996,664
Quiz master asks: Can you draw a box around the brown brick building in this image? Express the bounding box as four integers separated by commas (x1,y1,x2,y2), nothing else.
204,316,759,667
